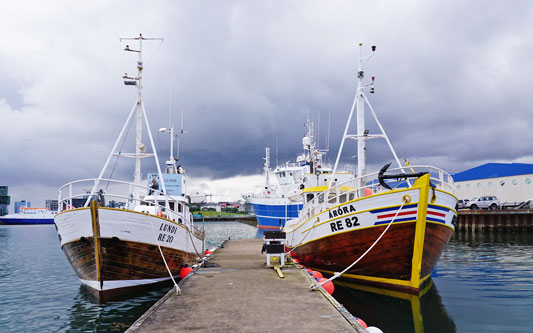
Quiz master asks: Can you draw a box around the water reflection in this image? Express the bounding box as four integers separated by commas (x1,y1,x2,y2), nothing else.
452,230,533,246
333,279,456,333
64,285,172,332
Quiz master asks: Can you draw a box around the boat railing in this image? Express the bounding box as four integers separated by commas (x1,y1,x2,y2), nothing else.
298,165,454,221
58,178,203,235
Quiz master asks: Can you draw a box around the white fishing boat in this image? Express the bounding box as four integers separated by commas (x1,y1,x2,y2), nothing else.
0,207,56,225
284,43,457,294
242,120,343,229
54,34,205,300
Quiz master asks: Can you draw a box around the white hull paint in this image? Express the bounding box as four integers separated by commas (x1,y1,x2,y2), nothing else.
80,276,177,292
55,207,203,256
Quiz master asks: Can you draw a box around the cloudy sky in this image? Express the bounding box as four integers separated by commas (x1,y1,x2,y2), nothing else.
2,1,533,207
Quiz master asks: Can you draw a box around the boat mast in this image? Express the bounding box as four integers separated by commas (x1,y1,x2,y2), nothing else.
159,106,178,174
123,35,145,198
264,147,270,188
329,42,406,195
302,119,315,173
356,44,367,186
119,34,165,201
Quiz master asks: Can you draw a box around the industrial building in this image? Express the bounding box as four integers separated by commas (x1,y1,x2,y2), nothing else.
14,200,31,213
0,186,9,216
452,163,533,204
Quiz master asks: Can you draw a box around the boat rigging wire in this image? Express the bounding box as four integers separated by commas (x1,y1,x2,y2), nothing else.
143,39,164,69
310,196,408,291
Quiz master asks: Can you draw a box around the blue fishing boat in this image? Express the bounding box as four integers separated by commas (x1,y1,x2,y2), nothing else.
243,120,337,229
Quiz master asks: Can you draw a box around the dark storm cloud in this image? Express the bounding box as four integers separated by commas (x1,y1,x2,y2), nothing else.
2,1,533,204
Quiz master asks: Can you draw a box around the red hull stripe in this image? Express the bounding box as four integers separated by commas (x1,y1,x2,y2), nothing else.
376,210,417,219
374,217,417,225
257,224,281,230
427,210,446,217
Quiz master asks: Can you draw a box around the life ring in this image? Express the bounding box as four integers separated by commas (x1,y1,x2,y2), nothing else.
157,211,165,218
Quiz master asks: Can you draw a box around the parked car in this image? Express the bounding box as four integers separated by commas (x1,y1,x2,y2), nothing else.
469,196,500,210
457,199,470,209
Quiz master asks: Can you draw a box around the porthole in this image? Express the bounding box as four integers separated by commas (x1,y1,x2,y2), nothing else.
477,183,482,189
488,182,493,188
457,185,461,190
512,179,518,185
466,184,471,189
526,178,531,184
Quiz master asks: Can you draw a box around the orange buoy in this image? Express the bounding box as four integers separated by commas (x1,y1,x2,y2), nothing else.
355,317,368,328
317,278,334,295
204,250,212,255
157,211,164,217
179,266,193,279
311,271,323,279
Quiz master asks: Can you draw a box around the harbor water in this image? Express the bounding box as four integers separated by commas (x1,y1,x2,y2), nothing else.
0,222,532,332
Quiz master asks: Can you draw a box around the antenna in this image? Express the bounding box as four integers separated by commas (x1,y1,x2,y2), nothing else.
169,89,172,128
327,109,331,151
275,123,279,167
317,109,321,150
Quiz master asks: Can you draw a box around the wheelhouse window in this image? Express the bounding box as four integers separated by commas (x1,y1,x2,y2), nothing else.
328,192,336,204
339,194,347,203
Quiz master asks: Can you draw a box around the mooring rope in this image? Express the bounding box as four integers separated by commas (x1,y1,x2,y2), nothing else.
310,197,408,290
147,213,182,295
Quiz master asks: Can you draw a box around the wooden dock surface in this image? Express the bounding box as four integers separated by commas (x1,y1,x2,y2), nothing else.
127,239,362,332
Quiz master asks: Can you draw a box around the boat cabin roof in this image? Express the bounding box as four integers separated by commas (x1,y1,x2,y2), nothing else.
302,185,355,193
143,195,188,203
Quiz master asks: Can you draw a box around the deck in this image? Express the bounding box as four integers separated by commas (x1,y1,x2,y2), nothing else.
127,239,363,332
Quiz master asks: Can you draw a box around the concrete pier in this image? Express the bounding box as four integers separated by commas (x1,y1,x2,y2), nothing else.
457,210,533,232
128,239,363,332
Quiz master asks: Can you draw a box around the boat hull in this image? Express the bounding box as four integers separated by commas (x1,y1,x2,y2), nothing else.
285,175,456,293
55,204,203,300
0,217,54,225
247,198,302,230
290,220,453,293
